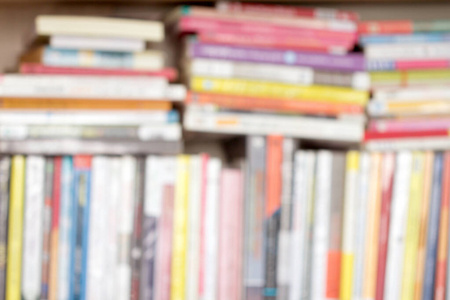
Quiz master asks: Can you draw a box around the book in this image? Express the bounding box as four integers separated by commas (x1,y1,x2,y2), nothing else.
365,129,450,141
40,158,54,300
365,138,450,151
218,169,244,300
244,136,265,300
373,86,450,102
22,156,45,300
369,118,450,133
340,151,360,300
188,42,365,72
171,156,190,300
370,69,450,89
189,59,370,90
365,43,450,60
0,156,10,300
374,153,395,300
22,47,164,71
36,15,164,41
367,58,450,71
359,20,450,35
423,153,444,300
360,33,450,45
20,63,178,81
184,106,364,143
5,155,25,300
368,99,450,117
198,155,208,300
48,157,61,300
50,35,146,52
264,136,283,299
185,92,364,117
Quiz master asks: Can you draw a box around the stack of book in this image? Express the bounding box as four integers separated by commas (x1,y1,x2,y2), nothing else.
0,15,185,155
361,19,450,150
170,3,370,143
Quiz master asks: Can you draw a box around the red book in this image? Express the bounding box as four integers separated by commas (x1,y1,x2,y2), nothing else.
358,20,413,35
20,63,178,82
434,152,450,300
364,129,450,141
375,154,395,300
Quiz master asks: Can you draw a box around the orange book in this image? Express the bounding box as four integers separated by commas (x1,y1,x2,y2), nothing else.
414,152,434,300
434,152,450,300
185,92,363,117
0,97,171,111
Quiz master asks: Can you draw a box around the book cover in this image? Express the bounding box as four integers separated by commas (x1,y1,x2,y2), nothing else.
22,156,45,300
0,156,10,300
5,155,25,300
264,135,283,300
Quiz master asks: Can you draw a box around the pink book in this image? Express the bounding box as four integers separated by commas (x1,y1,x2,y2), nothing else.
396,60,450,70
218,169,244,300
20,63,178,81
198,154,209,298
369,118,450,133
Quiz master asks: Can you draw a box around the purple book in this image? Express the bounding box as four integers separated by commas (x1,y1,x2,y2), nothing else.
188,42,365,72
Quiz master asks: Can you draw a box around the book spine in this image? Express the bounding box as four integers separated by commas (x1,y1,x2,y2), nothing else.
434,152,450,300
5,155,25,300
367,59,450,71
360,33,450,44
130,157,144,300
368,100,450,117
423,153,443,300
190,77,369,105
218,169,244,300
22,156,45,300
373,87,450,102
374,153,395,300
414,152,434,300
358,21,413,35
340,151,359,300
366,43,450,60
362,153,382,300
276,138,296,300
48,157,61,300
352,153,371,300
368,118,450,133
203,158,221,300
244,136,265,300
401,152,425,300
0,157,10,300
50,35,145,52
198,155,208,300
264,135,283,300
189,42,365,72
326,153,345,300
171,156,190,300
311,151,333,300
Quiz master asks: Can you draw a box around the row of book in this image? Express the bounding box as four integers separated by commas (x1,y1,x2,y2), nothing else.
3,141,450,300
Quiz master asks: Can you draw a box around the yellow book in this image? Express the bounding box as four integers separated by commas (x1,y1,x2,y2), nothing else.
190,77,369,105
413,152,434,300
340,151,360,300
5,156,25,300
171,155,190,300
401,152,425,300
363,153,382,299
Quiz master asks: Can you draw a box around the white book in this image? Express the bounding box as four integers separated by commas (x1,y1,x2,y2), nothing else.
184,106,364,143
203,158,222,300
366,137,450,151
50,35,146,52
86,156,110,300
352,153,370,300
366,42,450,60
186,156,202,300
22,156,45,300
383,152,412,300
373,86,450,102
0,75,172,100
117,156,137,300
311,151,333,300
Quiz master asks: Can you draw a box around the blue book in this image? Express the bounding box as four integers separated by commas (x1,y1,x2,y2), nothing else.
360,33,450,45
422,152,443,300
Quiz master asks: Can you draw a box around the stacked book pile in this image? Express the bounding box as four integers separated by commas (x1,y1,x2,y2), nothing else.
0,15,185,155
170,3,370,143
361,19,450,150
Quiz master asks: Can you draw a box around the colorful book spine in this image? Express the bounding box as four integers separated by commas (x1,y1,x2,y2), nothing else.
370,69,450,89
264,135,283,299
0,156,10,300
5,155,25,300
423,153,443,300
171,156,190,300
244,136,266,300
359,20,450,35
369,118,450,133
367,59,450,71
22,156,45,300
374,153,395,300
218,169,244,300
48,157,62,300
435,152,450,300
360,33,450,44
340,151,360,300
190,77,369,105
188,42,365,72
401,152,425,300
362,153,382,300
